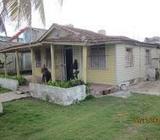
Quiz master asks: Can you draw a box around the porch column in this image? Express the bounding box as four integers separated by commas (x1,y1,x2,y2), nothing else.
50,44,56,81
82,46,87,83
15,50,20,77
4,53,7,77
30,48,35,82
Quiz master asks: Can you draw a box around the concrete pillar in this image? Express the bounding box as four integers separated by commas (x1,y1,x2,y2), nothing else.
15,50,20,77
31,48,35,82
50,44,56,81
82,46,87,83
4,53,7,77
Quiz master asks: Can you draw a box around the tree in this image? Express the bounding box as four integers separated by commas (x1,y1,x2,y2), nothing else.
0,0,63,34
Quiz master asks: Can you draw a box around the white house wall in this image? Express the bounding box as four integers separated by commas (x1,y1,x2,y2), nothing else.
115,44,160,84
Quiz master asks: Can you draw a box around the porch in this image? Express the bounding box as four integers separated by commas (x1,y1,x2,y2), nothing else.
0,42,88,84
31,44,87,83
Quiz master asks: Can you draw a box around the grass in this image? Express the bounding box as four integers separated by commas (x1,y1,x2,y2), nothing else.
0,94,160,140
0,87,11,94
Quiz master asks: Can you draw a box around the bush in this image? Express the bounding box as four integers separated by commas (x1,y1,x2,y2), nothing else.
16,76,27,86
84,95,95,101
48,80,85,88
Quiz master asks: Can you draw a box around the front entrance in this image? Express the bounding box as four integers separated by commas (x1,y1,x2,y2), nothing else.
65,48,73,80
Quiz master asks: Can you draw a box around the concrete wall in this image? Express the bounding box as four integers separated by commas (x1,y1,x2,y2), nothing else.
87,45,116,85
115,44,160,84
0,78,18,91
29,83,86,106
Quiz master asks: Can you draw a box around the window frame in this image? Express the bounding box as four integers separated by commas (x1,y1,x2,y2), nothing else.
125,48,134,67
35,49,41,68
145,49,151,65
88,46,107,70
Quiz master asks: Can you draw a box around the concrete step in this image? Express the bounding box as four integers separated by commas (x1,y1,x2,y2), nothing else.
90,84,119,96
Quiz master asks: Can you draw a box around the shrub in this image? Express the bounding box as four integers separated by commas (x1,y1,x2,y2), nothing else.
16,76,27,86
84,95,95,101
48,80,85,88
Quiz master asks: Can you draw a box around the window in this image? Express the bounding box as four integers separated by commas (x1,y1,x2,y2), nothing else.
145,49,151,65
35,49,41,67
46,48,51,68
89,46,106,69
125,48,133,67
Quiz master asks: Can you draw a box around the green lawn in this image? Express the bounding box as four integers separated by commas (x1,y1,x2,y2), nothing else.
0,87,11,94
0,94,160,140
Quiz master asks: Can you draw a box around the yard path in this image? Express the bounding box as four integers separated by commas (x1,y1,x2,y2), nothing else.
109,81,160,98
0,91,31,103
108,90,131,98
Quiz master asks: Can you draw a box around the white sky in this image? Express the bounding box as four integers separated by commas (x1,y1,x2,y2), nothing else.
4,0,160,41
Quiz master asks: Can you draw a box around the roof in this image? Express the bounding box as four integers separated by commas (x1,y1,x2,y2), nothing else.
9,27,47,42
39,23,138,44
0,41,21,49
144,36,160,44
0,23,159,53
0,36,12,42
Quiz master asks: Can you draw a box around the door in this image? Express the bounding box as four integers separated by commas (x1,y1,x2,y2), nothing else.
65,48,73,80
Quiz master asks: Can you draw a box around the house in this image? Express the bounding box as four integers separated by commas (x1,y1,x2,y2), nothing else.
0,23,159,86
144,36,160,44
9,27,46,73
0,27,46,74
0,40,22,73
0,35,12,41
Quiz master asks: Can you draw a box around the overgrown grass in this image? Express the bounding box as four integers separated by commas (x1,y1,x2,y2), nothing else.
0,94,160,140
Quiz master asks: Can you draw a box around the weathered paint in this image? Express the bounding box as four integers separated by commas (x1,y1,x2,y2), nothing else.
32,45,83,82
50,45,55,81
31,47,43,82
55,47,64,80
87,46,116,85
115,44,160,84
82,46,87,83
15,51,20,77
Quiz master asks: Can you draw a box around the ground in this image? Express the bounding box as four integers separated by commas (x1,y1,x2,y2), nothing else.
0,94,160,140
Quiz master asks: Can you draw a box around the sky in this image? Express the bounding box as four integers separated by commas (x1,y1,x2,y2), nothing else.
4,0,160,41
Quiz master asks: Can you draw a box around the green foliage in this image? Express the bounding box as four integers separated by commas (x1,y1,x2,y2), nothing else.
84,94,95,101
48,80,85,88
16,76,27,86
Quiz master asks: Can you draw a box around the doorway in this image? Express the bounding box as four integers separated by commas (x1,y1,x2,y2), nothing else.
65,48,73,80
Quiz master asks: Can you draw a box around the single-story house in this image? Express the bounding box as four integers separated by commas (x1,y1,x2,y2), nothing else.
0,40,31,73
0,27,47,74
0,23,159,86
